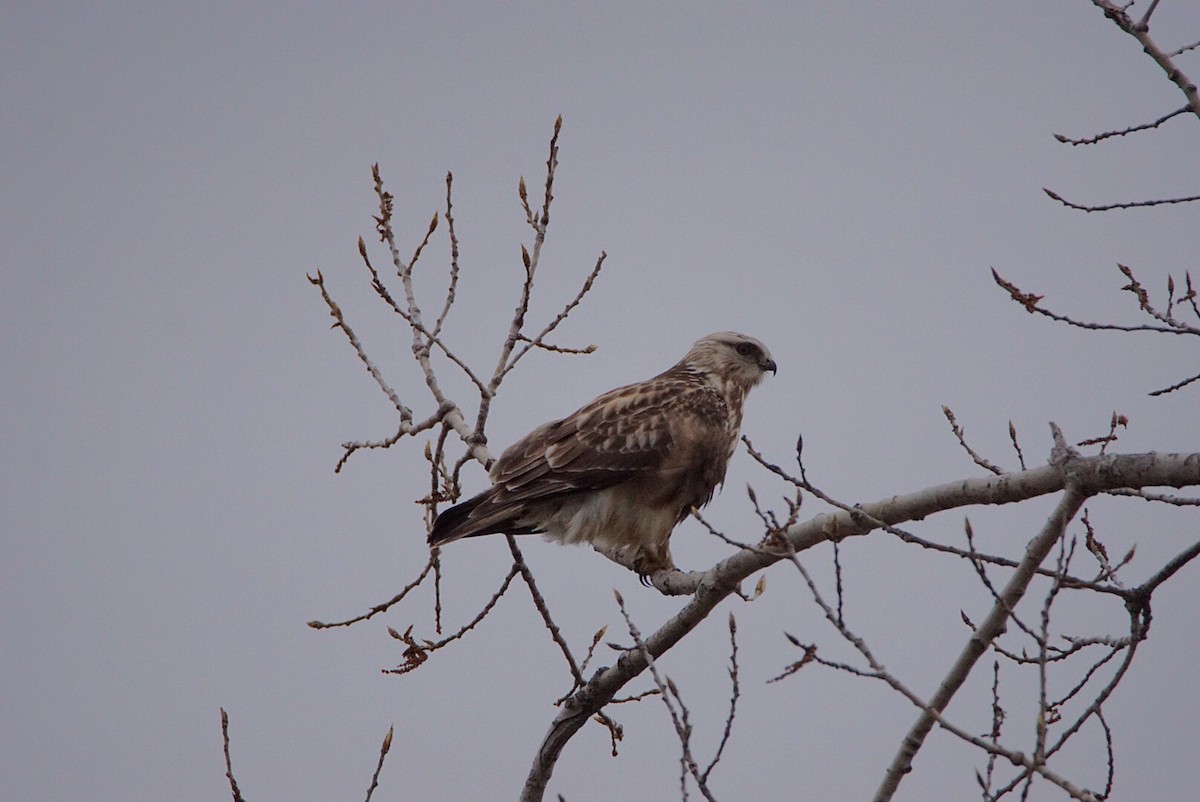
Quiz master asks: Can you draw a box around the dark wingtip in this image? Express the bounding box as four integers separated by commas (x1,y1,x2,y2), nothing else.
427,496,481,547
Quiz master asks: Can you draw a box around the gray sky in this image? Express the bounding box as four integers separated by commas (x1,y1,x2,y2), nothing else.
4,2,1199,800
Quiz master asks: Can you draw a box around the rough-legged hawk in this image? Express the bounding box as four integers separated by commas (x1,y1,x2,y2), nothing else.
428,332,776,575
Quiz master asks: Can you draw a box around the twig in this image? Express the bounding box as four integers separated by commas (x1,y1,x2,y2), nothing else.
506,252,606,370
992,267,1199,335
1075,411,1127,454
1052,106,1188,145
309,270,413,422
1168,38,1200,58
1134,537,1200,598
743,437,1122,597
1091,0,1200,120
384,562,521,674
308,555,436,629
508,535,584,683
356,233,489,394
337,405,450,474
521,449,1200,801
480,116,563,441
1042,187,1200,212
1009,420,1027,471
369,165,492,467
979,661,1005,800
614,591,718,802
578,625,609,677
943,405,1005,474
431,172,461,339
1149,371,1200,396
776,559,1104,802
873,479,1090,801
700,614,740,786
220,708,248,802
364,726,393,802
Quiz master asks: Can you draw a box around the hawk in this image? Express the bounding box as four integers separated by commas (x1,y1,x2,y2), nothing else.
428,332,776,575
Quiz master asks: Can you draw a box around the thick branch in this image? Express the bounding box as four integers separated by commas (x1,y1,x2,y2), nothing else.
872,484,1090,802
1091,0,1200,121
519,450,1200,800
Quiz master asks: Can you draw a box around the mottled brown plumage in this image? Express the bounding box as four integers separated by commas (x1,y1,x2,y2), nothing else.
428,332,776,574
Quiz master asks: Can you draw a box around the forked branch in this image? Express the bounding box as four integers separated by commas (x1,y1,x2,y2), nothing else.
519,445,1200,801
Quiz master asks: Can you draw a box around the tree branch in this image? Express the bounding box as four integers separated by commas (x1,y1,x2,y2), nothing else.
873,483,1090,802
519,446,1200,801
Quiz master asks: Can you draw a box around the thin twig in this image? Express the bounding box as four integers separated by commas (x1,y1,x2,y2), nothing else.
1043,187,1200,212
1168,38,1200,58
220,708,248,802
369,165,492,466
614,591,718,802
1009,420,1027,471
943,406,1005,474
357,233,489,394
308,556,436,629
743,437,1123,597
1052,106,1188,145
309,270,413,421
700,614,740,786
432,172,461,339
1149,371,1200,396
506,252,606,371
363,726,393,802
384,562,521,674
992,267,1199,336
508,535,584,681
874,482,1090,801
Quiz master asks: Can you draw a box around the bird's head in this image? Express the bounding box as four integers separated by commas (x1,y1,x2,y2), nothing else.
681,332,777,393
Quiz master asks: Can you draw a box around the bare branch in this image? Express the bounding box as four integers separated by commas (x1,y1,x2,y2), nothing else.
992,267,1200,336
700,614,741,786
1010,420,1027,471
505,535,589,698
363,725,393,802
1135,537,1200,598
309,270,413,422
1091,0,1200,120
614,591,718,802
384,562,521,675
308,555,437,629
520,449,1200,801
470,117,565,458
336,405,450,474
745,437,1123,597
220,708,248,802
1043,187,1200,212
431,172,461,339
369,165,492,467
356,232,489,395
507,251,606,367
943,405,1006,474
873,483,1090,801
1137,0,1163,29
1168,38,1200,58
1149,371,1200,396
1053,105,1189,145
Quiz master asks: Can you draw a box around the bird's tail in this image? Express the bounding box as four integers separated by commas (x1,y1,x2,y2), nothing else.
428,493,543,548
427,495,486,547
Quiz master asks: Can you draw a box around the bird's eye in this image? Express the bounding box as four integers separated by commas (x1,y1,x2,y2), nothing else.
736,342,756,357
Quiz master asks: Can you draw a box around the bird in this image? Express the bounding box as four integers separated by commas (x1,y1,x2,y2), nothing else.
428,332,776,575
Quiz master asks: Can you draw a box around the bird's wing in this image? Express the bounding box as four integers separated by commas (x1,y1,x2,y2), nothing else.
489,372,726,504
429,371,732,544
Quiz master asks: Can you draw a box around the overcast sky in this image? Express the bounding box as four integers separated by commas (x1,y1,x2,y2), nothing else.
4,2,1199,800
